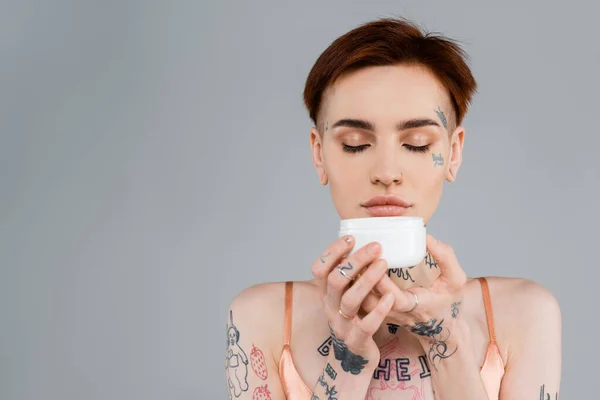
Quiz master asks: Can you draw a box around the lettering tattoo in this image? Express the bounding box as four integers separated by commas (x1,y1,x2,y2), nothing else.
366,337,431,399
432,152,444,167
424,251,438,269
329,325,369,374
435,106,447,129
325,363,337,380
317,372,338,400
320,252,331,264
225,310,250,399
451,301,462,319
403,318,458,370
387,265,415,282
317,336,333,356
540,384,559,400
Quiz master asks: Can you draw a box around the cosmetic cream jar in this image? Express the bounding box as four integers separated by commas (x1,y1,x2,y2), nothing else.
338,216,426,269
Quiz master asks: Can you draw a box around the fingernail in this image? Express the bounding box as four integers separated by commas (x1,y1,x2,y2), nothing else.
344,236,352,244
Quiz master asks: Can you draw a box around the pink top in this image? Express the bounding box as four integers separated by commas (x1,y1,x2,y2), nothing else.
278,277,505,399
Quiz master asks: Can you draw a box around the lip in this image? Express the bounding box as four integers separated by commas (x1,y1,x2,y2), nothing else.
360,195,412,208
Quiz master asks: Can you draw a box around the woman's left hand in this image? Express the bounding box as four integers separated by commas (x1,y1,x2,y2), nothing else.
360,233,468,367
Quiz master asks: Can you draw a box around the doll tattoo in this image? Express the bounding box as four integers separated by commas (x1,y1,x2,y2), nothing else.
225,310,249,398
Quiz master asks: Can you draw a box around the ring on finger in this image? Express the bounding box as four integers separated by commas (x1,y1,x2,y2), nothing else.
407,291,419,312
338,307,355,320
337,264,355,281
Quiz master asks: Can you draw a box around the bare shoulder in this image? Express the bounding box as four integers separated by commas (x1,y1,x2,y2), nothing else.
227,281,287,344
226,280,320,355
479,276,562,351
483,276,560,313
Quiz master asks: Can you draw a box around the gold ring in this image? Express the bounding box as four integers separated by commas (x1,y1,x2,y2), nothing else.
338,308,355,320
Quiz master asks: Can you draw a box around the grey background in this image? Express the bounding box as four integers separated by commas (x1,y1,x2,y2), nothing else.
1,1,597,399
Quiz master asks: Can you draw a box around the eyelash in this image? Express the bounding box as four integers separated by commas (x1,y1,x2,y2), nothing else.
342,144,431,154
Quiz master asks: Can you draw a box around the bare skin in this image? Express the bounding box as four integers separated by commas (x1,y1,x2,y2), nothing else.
229,275,558,399
225,64,561,399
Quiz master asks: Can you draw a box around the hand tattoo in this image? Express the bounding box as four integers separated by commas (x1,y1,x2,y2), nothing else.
338,261,354,272
404,318,457,370
329,325,369,375
320,252,331,264
451,301,461,319
424,251,438,269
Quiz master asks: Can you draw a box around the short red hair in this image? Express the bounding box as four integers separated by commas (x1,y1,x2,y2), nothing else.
303,16,478,131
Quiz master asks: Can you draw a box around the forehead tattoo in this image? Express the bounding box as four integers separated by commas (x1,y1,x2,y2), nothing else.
435,106,447,130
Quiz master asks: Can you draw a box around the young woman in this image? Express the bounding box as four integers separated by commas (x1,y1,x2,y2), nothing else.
224,17,561,400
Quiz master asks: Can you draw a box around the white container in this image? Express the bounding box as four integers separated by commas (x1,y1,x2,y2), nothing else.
338,216,426,269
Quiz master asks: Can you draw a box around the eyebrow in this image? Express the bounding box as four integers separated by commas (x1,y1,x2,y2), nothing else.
330,117,441,132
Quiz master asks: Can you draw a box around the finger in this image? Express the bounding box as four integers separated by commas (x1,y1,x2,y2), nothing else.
339,258,388,317
347,293,395,345
360,291,383,315
372,275,432,313
426,234,467,287
326,242,381,309
311,236,355,280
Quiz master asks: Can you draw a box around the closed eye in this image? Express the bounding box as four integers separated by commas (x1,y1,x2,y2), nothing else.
342,144,431,154
342,144,370,153
404,144,430,153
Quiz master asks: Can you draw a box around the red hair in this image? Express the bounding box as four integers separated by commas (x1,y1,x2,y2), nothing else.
303,16,478,131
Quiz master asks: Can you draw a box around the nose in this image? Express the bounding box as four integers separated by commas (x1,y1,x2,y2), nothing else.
370,149,403,186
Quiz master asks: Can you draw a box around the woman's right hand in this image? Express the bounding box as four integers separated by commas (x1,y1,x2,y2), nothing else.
311,236,395,386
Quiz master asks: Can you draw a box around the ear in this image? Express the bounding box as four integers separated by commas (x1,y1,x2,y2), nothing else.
310,127,328,186
446,126,465,182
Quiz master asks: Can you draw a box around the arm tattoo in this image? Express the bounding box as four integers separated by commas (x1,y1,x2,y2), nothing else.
403,318,457,370
252,385,272,399
325,362,337,380
317,372,338,400
435,106,448,129
317,336,333,356
225,310,250,398
540,384,559,400
250,344,268,380
329,325,369,374
451,301,462,319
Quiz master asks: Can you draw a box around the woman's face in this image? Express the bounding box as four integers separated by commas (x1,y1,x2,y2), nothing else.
310,64,465,223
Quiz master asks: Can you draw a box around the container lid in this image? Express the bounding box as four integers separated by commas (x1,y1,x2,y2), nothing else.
339,216,424,231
